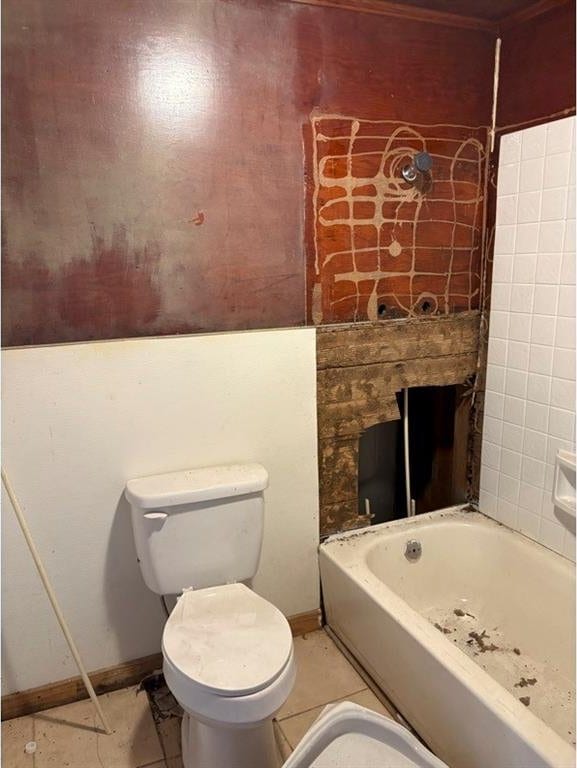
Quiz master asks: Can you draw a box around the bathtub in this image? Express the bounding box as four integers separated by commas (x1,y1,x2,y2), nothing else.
319,508,576,768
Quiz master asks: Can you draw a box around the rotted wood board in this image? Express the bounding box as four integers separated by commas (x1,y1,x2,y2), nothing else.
317,312,480,535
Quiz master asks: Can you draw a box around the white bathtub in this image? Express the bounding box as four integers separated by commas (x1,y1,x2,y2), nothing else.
319,508,576,768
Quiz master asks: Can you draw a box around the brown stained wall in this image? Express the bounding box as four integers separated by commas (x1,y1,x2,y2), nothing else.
497,2,576,131
2,0,495,346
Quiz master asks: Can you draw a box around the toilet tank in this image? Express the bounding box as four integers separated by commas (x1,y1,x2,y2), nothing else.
125,464,268,595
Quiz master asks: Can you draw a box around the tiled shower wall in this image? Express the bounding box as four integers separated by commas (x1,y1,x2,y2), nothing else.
480,116,576,560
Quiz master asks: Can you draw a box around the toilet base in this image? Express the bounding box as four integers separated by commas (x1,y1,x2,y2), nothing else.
181,711,281,768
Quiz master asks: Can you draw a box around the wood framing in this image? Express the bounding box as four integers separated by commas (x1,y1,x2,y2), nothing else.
1,610,322,720
317,312,480,536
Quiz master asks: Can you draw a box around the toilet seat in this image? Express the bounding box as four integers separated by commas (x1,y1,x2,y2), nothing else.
162,583,293,697
283,701,449,767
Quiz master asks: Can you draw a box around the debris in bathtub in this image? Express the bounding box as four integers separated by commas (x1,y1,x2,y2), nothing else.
434,622,452,634
513,647,521,655
519,696,531,707
467,630,498,653
515,677,537,688
454,608,476,619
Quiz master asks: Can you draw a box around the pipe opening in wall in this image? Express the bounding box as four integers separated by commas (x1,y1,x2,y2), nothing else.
358,384,470,525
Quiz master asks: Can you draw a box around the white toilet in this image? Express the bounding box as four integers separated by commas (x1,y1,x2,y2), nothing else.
126,462,449,768
125,463,295,768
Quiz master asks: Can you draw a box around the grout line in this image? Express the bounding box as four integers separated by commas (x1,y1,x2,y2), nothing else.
276,686,369,722
273,718,293,760
137,758,181,768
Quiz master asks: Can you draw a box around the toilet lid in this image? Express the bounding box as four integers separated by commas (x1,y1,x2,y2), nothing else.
162,583,293,696
282,702,449,768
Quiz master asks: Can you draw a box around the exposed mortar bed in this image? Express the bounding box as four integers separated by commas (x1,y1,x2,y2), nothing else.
424,604,575,747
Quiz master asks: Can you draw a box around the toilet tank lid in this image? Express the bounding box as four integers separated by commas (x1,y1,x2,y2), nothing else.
125,463,268,509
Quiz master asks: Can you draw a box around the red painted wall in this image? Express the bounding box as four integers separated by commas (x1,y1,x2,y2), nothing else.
497,1,576,130
2,0,494,345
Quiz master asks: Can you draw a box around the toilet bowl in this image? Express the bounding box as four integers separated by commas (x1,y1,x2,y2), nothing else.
161,582,295,768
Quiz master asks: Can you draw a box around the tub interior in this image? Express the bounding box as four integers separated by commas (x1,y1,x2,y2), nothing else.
362,516,576,746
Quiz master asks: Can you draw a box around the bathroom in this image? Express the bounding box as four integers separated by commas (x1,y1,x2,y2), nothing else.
1,0,575,766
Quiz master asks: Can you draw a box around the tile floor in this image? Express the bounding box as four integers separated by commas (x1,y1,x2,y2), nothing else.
2,630,393,768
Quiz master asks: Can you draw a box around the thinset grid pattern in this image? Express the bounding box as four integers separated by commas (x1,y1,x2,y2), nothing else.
309,115,488,324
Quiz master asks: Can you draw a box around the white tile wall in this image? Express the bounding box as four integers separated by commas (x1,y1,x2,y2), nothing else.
480,117,576,562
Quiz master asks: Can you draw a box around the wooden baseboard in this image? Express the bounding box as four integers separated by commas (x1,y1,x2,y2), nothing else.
289,608,323,637
1,609,322,720
1,653,163,722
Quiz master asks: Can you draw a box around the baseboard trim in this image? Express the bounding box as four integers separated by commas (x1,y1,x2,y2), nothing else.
1,652,164,722
1,609,322,720
289,608,323,637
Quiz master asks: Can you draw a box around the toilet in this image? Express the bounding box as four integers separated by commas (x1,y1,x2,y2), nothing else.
126,463,448,768
125,463,295,768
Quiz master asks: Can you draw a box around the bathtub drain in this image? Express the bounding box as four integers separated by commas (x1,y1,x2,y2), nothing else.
405,539,422,561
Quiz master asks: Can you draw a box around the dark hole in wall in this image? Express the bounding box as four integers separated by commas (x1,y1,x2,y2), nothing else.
357,418,405,525
358,385,469,524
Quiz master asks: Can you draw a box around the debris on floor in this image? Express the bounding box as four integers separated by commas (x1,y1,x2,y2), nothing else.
140,672,182,725
140,671,183,760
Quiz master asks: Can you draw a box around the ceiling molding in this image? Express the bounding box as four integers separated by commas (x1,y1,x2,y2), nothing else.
499,0,571,30
285,0,497,33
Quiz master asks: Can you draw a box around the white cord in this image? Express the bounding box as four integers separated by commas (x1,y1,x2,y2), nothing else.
403,389,413,517
2,468,113,735
490,37,502,153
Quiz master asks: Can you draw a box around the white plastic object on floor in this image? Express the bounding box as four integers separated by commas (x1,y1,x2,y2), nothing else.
552,450,576,518
282,701,449,768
